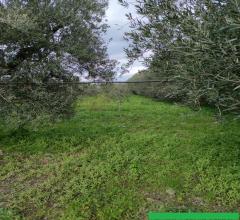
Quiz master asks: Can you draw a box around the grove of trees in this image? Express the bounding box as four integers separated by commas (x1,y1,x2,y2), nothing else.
121,0,240,116
1,0,240,125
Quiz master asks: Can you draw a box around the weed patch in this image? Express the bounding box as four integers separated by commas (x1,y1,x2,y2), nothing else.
0,96,240,219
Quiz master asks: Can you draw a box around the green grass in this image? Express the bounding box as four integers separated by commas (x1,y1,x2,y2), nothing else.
0,95,240,219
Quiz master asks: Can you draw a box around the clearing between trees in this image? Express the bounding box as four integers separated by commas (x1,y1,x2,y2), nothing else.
0,95,240,219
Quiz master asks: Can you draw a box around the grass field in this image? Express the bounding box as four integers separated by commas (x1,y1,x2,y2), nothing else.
0,95,240,220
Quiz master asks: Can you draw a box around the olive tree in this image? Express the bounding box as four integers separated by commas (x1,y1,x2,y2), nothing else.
0,0,116,125
121,0,240,115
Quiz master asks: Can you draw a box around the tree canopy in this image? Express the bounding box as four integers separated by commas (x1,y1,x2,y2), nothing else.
122,0,240,116
0,0,115,125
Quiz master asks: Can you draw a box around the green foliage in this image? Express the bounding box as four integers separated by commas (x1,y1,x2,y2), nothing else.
0,96,240,219
121,0,240,116
0,0,115,125
0,208,21,220
129,70,188,103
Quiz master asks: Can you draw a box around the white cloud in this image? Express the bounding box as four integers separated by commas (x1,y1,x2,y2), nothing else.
105,0,146,81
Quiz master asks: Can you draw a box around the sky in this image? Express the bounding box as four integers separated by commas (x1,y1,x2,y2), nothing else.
105,0,146,81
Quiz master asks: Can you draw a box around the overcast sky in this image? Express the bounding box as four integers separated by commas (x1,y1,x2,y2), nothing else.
105,0,146,81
